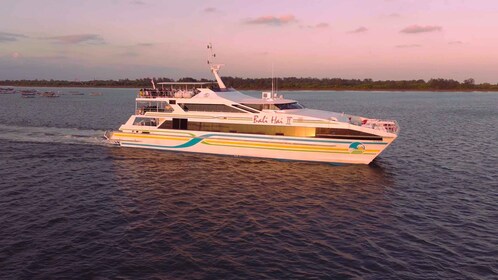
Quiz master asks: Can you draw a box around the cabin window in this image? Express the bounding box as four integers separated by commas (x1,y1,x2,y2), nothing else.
158,120,172,129
156,120,381,140
241,103,280,111
241,104,263,111
232,104,260,113
178,103,243,113
169,100,176,104
275,102,305,110
133,117,158,126
262,104,278,110
186,122,315,136
137,101,173,113
315,128,382,140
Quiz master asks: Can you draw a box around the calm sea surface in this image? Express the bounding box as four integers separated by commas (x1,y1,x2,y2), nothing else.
0,88,496,279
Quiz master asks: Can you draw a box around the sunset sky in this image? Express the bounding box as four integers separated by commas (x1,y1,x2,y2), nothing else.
1,0,497,82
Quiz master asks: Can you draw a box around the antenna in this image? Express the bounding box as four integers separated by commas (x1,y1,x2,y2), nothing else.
276,75,278,95
206,43,226,90
207,43,216,65
271,63,274,95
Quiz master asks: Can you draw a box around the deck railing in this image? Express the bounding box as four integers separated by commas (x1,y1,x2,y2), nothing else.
361,119,400,134
137,89,198,99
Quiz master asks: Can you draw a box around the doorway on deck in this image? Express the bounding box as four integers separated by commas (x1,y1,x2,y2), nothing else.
172,118,188,130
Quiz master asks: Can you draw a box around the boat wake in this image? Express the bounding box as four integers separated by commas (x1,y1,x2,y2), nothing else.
0,124,110,146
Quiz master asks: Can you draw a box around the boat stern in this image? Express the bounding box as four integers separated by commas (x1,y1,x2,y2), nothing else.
104,130,120,145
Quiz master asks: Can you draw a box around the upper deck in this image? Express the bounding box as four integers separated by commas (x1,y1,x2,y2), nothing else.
138,82,215,99
131,65,399,136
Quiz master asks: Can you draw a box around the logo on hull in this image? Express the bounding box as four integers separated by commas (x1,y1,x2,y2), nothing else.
349,142,366,154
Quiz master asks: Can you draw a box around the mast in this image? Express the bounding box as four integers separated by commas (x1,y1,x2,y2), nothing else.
151,78,156,89
210,64,226,90
271,63,274,95
207,43,227,90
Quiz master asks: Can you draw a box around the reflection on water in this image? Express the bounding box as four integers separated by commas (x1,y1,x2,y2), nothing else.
110,147,393,198
103,147,399,278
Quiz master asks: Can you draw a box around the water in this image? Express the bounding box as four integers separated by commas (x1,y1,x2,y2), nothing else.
0,88,497,279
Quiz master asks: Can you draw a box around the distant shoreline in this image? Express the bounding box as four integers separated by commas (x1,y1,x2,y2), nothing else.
2,76,497,92
1,84,497,92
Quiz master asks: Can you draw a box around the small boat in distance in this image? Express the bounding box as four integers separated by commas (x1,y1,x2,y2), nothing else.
21,92,36,98
40,91,60,97
0,87,16,94
90,92,103,96
19,89,38,94
106,49,399,164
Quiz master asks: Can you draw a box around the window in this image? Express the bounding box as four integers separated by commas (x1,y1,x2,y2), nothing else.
178,103,243,113
137,101,173,113
241,103,263,111
275,102,305,110
157,120,381,140
185,121,315,136
241,103,305,111
315,128,382,140
232,104,260,113
133,117,158,126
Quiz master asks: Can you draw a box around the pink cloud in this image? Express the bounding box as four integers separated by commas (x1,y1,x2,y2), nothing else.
129,0,145,5
395,44,421,48
244,15,297,26
300,22,329,29
45,34,105,44
315,22,329,28
348,26,368,33
386,13,401,18
400,25,442,34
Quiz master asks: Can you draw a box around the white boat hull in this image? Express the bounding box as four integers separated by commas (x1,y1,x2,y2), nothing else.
108,129,394,164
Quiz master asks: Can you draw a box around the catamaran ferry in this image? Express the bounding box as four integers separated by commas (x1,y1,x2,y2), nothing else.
106,64,399,164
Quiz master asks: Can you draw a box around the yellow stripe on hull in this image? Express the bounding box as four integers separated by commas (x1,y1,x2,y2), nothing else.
111,131,381,155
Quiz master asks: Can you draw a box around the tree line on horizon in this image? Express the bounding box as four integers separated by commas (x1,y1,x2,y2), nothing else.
1,77,497,91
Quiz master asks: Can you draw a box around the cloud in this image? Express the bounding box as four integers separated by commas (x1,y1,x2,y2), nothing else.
348,26,368,33
0,32,27,43
44,34,105,45
37,55,68,60
400,25,442,34
204,7,217,13
384,13,401,18
315,23,329,28
0,55,180,80
130,0,145,5
448,41,463,45
244,15,297,26
301,22,329,29
395,44,421,48
119,51,140,57
137,43,154,47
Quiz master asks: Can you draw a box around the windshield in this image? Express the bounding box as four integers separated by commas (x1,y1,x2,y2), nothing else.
275,102,305,110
